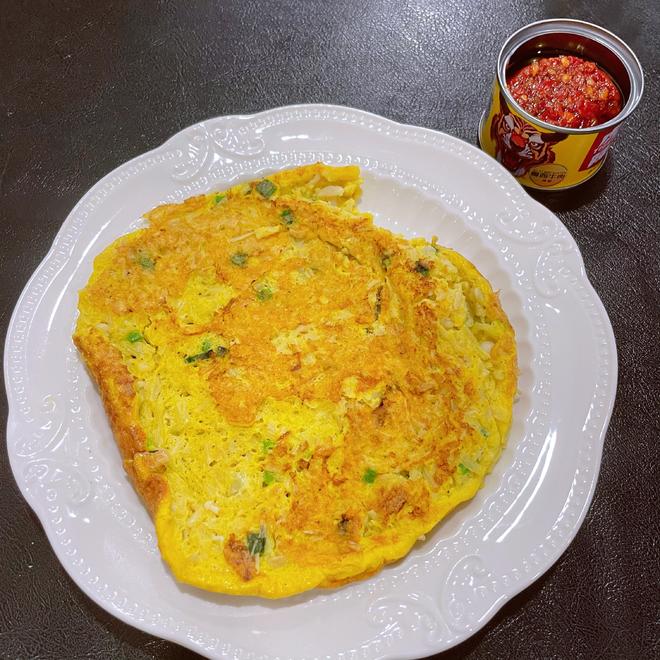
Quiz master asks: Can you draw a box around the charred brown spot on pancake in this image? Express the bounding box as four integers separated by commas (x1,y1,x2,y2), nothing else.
379,485,408,517
223,534,257,581
337,510,363,542
409,483,431,519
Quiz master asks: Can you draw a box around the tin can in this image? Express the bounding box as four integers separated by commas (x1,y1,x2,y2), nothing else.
479,19,644,190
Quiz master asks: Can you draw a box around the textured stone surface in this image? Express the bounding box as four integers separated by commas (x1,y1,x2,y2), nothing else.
1,1,658,658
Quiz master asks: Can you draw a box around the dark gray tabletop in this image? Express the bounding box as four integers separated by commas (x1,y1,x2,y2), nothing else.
2,1,658,658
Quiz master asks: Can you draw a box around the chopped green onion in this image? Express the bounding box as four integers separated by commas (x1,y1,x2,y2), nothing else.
246,529,266,555
126,331,142,343
230,252,248,267
214,193,225,205
362,467,377,484
185,343,228,363
255,283,273,301
261,438,276,454
414,261,430,276
262,470,276,487
381,255,392,271
458,463,470,476
280,209,294,225
256,180,276,198
146,437,157,452
480,427,489,438
184,349,214,363
138,254,155,269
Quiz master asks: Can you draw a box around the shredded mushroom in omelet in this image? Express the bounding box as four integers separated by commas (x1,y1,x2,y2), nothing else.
74,163,517,598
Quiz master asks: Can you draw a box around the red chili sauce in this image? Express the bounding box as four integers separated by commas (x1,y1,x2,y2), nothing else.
507,55,623,129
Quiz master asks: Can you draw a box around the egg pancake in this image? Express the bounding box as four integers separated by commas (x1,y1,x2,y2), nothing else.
74,163,517,598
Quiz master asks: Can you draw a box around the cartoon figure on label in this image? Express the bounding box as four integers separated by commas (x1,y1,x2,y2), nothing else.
490,89,567,177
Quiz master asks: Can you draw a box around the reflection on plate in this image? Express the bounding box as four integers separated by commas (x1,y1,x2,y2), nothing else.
4,104,616,659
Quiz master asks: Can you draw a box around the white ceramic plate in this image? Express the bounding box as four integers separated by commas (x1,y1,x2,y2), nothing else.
5,104,617,659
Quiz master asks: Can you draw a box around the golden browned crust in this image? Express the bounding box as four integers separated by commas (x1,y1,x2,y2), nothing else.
73,330,167,515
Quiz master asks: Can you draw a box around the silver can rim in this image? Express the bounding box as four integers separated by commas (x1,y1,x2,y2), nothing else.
496,18,644,135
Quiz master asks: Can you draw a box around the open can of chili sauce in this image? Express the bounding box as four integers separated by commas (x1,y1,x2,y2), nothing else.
479,19,643,190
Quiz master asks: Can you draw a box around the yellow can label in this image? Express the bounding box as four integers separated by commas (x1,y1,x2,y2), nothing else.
479,79,620,189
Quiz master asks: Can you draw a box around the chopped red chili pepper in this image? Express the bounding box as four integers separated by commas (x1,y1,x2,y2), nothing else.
507,55,623,129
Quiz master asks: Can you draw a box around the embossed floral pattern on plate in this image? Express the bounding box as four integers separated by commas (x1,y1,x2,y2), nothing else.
4,104,617,659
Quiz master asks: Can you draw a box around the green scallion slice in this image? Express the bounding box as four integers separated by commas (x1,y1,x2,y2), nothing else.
246,529,266,555
255,283,273,301
230,252,248,267
184,349,214,363
414,261,430,276
255,180,276,198
138,254,155,269
362,467,377,484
